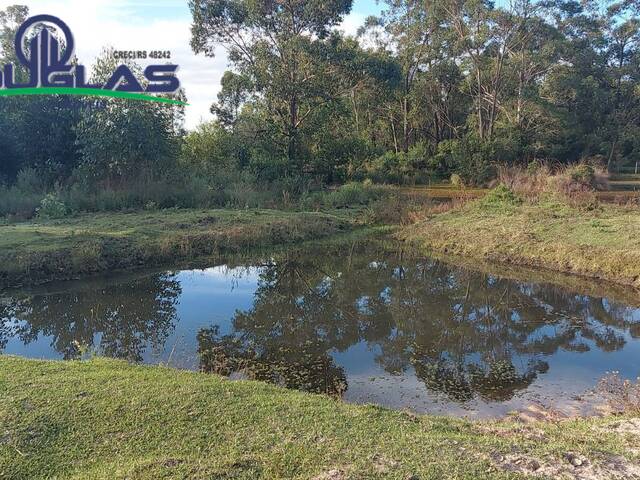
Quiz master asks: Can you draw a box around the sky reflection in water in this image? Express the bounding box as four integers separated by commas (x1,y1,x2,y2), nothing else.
2,240,640,417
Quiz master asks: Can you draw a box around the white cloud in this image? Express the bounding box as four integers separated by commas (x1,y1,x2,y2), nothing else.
339,12,367,37
0,0,223,128
0,1,368,129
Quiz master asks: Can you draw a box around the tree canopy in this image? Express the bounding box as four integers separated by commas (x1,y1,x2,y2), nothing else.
2,0,640,208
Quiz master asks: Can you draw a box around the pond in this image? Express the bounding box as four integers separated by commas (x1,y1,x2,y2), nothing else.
2,239,640,418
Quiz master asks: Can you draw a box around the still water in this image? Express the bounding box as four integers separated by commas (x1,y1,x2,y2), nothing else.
2,240,640,417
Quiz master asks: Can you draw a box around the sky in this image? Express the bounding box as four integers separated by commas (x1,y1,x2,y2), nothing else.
0,0,385,129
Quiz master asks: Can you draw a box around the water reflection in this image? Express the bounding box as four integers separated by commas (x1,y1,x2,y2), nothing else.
198,326,348,396
196,243,640,406
1,240,639,416
0,275,180,361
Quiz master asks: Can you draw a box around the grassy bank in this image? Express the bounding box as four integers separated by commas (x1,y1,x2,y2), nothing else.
1,356,639,479
401,188,640,289
0,209,357,288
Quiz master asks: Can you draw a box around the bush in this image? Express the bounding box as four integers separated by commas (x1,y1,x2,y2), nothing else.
0,185,42,219
566,164,595,185
545,163,606,203
498,162,607,207
478,184,522,211
36,193,68,219
357,145,433,185
434,137,495,186
450,173,463,188
298,183,388,210
15,167,46,194
498,163,551,200
325,183,386,208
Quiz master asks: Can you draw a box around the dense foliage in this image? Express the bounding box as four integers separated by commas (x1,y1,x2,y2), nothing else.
2,1,640,217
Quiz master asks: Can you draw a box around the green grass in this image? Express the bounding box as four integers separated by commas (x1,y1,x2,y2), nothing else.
0,208,359,288
401,192,640,288
1,356,638,480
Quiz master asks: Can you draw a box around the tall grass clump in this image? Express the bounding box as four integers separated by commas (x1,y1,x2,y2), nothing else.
477,184,522,212
0,168,47,219
498,161,608,206
0,185,42,219
497,162,551,200
299,182,387,210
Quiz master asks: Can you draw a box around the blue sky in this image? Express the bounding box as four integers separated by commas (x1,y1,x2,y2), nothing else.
88,0,384,21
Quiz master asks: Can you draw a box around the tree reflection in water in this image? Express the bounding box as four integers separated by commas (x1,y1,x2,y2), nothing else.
197,242,640,404
198,326,348,396
1,240,638,407
0,274,181,361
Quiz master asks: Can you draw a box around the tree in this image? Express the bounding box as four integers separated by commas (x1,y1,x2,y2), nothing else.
190,0,353,174
74,49,184,185
0,5,82,182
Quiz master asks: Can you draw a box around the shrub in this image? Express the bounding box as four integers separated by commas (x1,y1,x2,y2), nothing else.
434,137,495,186
498,163,551,200
498,162,607,206
298,183,388,210
0,185,42,219
567,164,595,185
15,167,46,194
450,173,463,188
326,183,386,208
545,163,605,200
478,184,522,211
357,145,433,185
36,193,68,219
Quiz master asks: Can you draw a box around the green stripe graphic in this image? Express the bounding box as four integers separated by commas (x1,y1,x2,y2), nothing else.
0,87,187,105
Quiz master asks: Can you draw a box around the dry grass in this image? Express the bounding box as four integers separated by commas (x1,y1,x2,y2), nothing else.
497,162,608,203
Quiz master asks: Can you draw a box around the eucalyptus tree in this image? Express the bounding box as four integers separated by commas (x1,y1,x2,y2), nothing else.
358,1,458,153
601,1,640,170
75,49,184,185
441,0,529,142
190,0,353,174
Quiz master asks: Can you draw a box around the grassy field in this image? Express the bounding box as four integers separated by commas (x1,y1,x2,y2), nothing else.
0,209,358,288
401,188,640,289
1,356,639,480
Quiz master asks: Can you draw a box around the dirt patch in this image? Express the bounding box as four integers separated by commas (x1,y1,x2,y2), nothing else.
490,451,640,479
474,424,547,442
604,418,640,437
312,468,349,480
370,453,399,473
161,458,184,468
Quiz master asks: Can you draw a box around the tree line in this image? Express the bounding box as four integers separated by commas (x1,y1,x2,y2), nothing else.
1,1,640,215
189,0,640,184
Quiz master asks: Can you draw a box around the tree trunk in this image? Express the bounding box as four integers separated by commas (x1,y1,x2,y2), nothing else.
351,89,360,135
288,95,298,172
391,119,399,154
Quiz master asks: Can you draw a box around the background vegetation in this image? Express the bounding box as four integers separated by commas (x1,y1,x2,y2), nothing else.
2,1,640,220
